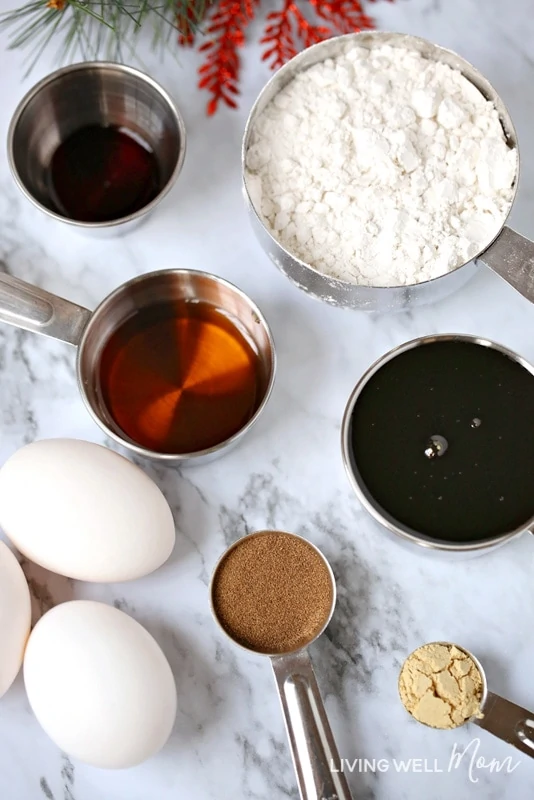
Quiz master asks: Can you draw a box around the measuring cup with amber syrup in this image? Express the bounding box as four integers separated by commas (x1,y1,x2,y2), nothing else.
0,270,275,463
210,530,353,800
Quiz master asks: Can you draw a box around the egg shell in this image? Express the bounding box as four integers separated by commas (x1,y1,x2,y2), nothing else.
24,600,177,768
0,541,31,698
0,439,175,582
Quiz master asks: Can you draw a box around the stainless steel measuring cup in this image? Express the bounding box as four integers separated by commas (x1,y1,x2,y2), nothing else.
401,642,534,758
242,32,533,312
210,530,353,800
0,270,275,464
341,333,534,556
8,62,186,236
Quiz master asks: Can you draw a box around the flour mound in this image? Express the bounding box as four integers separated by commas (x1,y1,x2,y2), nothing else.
245,43,517,288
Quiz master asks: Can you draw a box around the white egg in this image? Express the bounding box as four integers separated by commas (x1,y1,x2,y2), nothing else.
0,541,31,699
0,439,175,582
24,600,177,768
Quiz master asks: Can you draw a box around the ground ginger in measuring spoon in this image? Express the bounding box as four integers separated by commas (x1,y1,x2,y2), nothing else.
399,643,484,729
245,43,517,287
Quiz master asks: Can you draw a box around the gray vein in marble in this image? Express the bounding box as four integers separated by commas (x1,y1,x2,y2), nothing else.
218,504,251,545
113,597,136,615
114,452,212,583
60,756,75,800
236,732,298,800
60,756,74,787
422,0,441,15
40,778,54,800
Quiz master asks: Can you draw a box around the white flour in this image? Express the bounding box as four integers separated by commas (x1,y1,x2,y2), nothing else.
245,44,517,287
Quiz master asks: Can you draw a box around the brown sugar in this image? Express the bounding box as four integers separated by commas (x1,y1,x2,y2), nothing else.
211,531,334,655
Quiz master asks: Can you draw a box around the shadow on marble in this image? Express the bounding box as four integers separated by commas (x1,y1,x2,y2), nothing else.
258,297,327,435
152,101,246,230
150,624,224,746
20,557,75,624
124,455,214,569
476,651,514,704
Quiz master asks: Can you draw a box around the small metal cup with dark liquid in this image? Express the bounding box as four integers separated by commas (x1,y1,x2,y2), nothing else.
210,530,353,800
0,270,275,464
341,334,534,555
8,63,186,234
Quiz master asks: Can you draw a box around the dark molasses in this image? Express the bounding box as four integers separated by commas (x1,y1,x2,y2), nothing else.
349,340,534,542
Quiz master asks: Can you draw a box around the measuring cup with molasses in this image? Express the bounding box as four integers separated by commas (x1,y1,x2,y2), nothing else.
342,334,534,555
0,270,275,464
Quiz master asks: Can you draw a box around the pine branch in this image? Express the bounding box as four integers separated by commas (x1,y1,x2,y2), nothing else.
0,0,388,112
0,0,206,59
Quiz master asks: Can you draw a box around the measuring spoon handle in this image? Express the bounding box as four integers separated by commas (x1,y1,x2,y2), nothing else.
477,226,534,305
474,690,534,758
271,650,353,800
0,273,91,345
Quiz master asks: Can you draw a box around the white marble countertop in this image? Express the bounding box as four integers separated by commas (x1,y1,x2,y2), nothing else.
1,0,534,797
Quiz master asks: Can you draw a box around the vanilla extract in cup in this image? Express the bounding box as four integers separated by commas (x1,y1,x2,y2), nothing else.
48,125,161,222
342,336,534,550
8,62,186,233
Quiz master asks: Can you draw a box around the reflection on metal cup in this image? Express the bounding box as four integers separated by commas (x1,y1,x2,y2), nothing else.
0,269,275,464
8,62,186,235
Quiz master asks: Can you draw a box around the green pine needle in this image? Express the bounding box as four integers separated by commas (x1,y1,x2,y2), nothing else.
0,0,208,64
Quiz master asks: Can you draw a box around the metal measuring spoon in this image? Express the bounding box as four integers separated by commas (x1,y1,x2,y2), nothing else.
401,642,534,758
210,531,352,800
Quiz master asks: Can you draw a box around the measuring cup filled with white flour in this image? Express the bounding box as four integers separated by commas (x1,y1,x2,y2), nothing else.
242,32,533,312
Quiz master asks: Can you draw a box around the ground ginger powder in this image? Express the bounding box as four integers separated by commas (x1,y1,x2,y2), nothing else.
399,643,484,729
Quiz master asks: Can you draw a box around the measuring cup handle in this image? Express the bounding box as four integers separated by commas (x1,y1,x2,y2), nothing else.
474,690,534,758
271,650,353,800
477,226,534,305
0,273,91,345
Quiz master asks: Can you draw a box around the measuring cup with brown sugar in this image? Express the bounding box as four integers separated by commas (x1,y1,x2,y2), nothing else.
210,530,353,800
0,270,275,464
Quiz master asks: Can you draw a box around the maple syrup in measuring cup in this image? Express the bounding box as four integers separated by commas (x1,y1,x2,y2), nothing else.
98,300,266,454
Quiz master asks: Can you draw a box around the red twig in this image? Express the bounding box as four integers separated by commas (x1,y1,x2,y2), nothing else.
310,0,375,35
261,0,331,70
198,0,257,114
194,0,385,114
178,2,210,47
